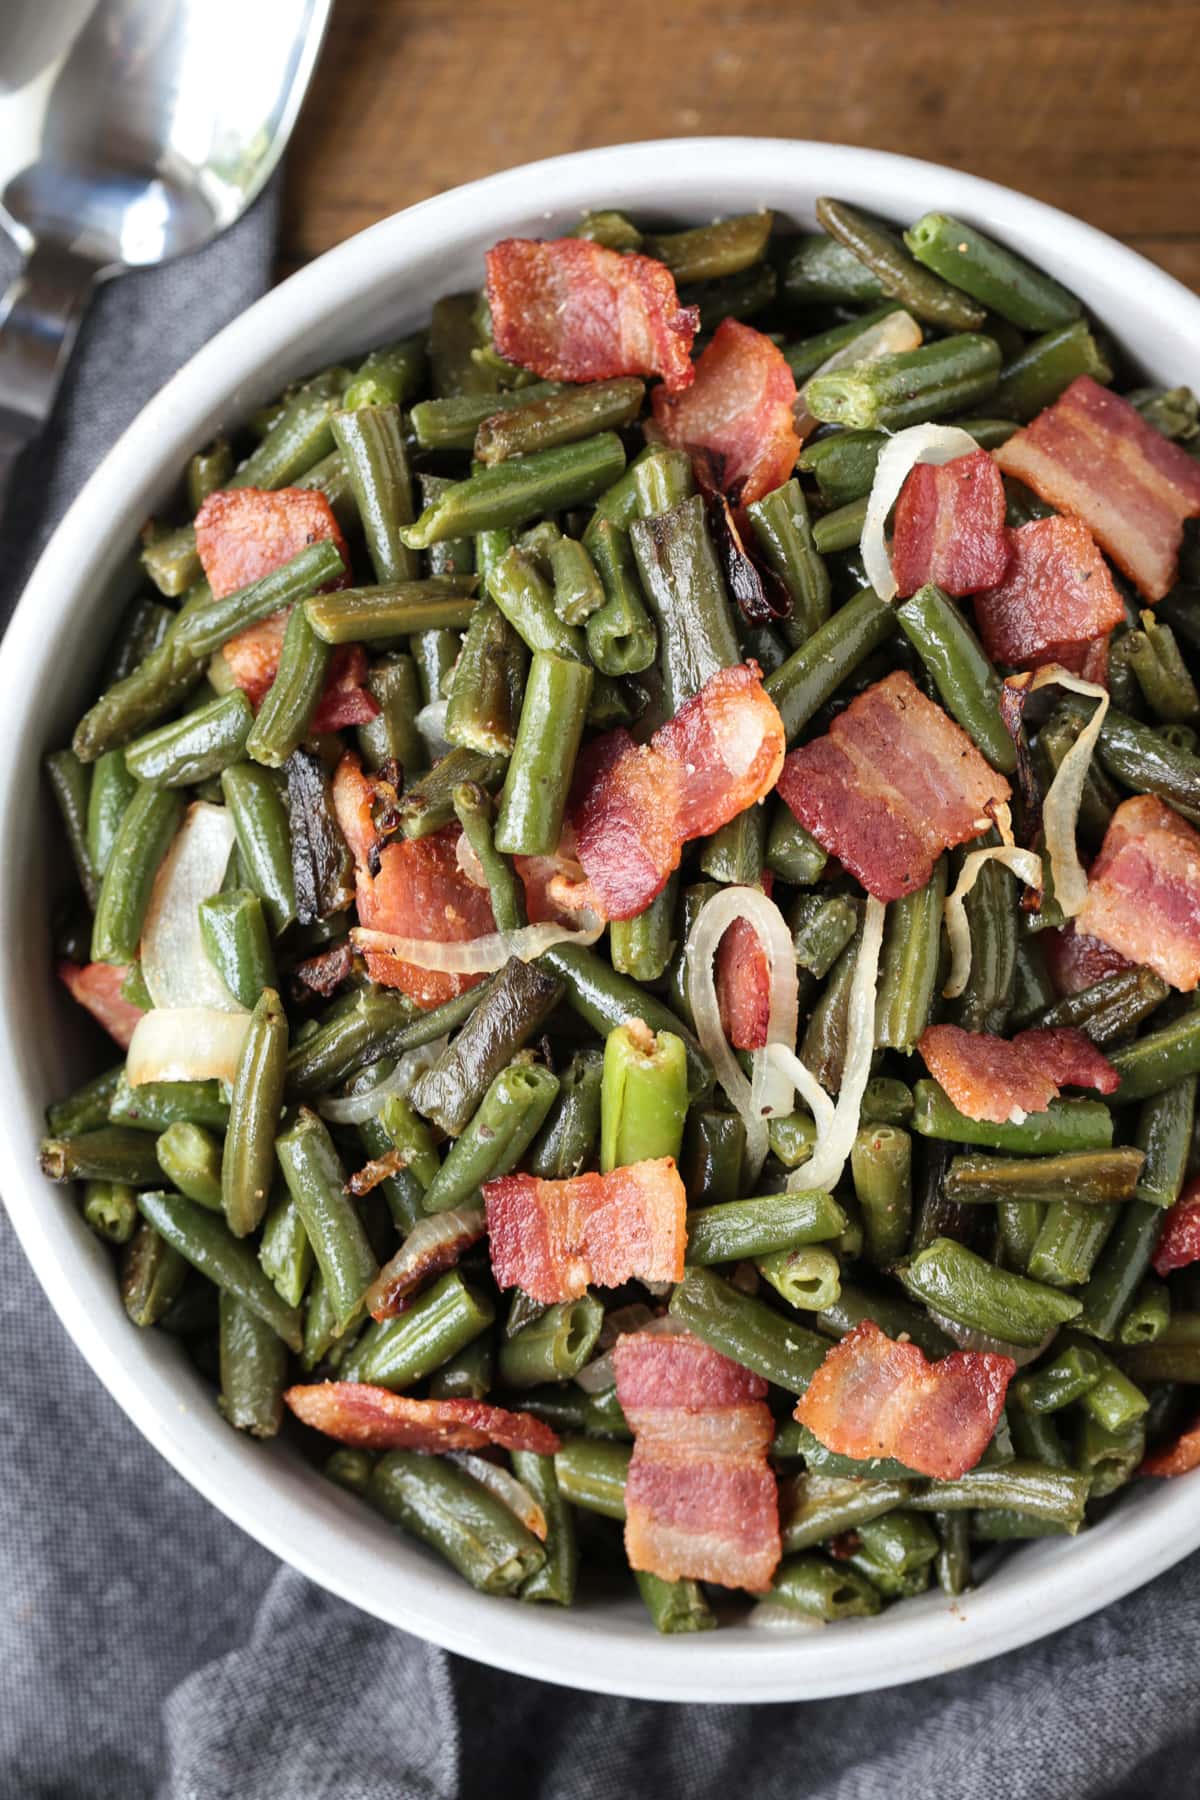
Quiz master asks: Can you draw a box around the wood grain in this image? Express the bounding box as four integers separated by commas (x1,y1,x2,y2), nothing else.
284,0,1198,289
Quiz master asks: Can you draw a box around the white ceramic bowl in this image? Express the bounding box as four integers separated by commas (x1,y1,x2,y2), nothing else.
3,139,1198,1704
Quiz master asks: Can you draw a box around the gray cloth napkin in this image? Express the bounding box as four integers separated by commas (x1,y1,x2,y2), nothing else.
2,185,1199,1800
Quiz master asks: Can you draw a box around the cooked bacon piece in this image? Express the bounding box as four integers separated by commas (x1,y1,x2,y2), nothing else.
614,1330,780,1591
220,612,288,708
919,1022,1118,1124
1042,924,1137,998
58,961,143,1051
484,1158,687,1303
293,938,358,998
485,237,698,393
570,663,785,921
972,515,1125,669
331,752,496,1008
777,671,1009,902
649,318,800,507
994,376,1200,601
715,876,774,1051
1151,1179,1200,1277
891,449,1010,598
1076,795,1200,992
1142,1417,1200,1477
223,617,377,728
194,487,349,600
793,1320,1014,1481
284,1383,560,1455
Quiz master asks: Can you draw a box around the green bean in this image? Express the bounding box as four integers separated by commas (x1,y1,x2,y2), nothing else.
343,1270,493,1391
907,1460,1091,1528
45,748,99,908
498,1295,604,1388
874,865,946,1053
1119,1277,1171,1346
571,209,643,250
1135,1078,1196,1208
1076,1415,1146,1499
901,1236,1082,1344
903,213,1081,330
275,1108,376,1329
600,1020,688,1172
442,601,527,757
84,749,140,888
72,640,206,764
676,1109,742,1210
1110,1010,1200,1105
108,1075,229,1134
857,1510,940,1578
244,605,331,768
540,943,713,1102
990,320,1112,421
700,807,766,887
811,497,869,555
645,211,773,283
522,1049,603,1184
46,1066,124,1141
306,578,478,645
864,1078,915,1127
89,785,182,964
911,1081,1113,1153
477,378,644,464
779,233,886,307
103,596,175,689
330,404,420,584
168,541,345,664
544,533,605,630
632,1569,714,1635
629,496,740,714
1014,1343,1102,1415
357,654,425,775
417,474,475,578
668,1266,827,1393
1118,1335,1200,1384
778,1472,912,1552
185,438,233,513
800,929,861,1093
1129,384,1200,441
756,1245,842,1312
402,435,626,547
782,304,904,383
1032,966,1170,1046
259,1189,313,1310
633,449,695,517
745,478,831,647
154,1122,223,1212
609,878,678,984
765,807,827,884
896,584,1014,772
411,381,563,451
685,1190,845,1266
80,1180,138,1244
197,890,276,1012
510,1449,577,1606
1078,1344,1148,1433
218,989,287,1238
583,517,657,678
121,1221,189,1326
428,1332,494,1401
1074,1200,1166,1342
494,652,592,856
429,292,496,398
769,1555,883,1621
344,334,427,410
815,199,986,331
322,1448,374,1496
554,1437,630,1519
221,764,296,934
765,588,896,741
1127,610,1200,724
217,1290,286,1438
367,1450,544,1595
137,1190,302,1350
121,691,253,790
410,958,562,1136
398,747,507,839
851,1125,913,1266
806,335,1002,432
421,1061,560,1214
945,1147,1144,1207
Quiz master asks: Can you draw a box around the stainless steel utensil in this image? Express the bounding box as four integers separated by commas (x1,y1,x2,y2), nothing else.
0,0,332,510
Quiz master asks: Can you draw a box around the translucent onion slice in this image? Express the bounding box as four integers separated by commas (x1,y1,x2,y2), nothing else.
767,894,886,1196
795,309,923,439
416,698,451,762
126,1006,250,1086
350,911,604,975
747,1601,824,1633
685,885,800,1178
365,1205,485,1318
456,831,488,888
861,423,980,601
943,845,1043,999
575,1312,685,1395
141,801,241,1012
446,1453,548,1540
927,1307,1056,1369
1026,665,1110,918
318,1038,450,1124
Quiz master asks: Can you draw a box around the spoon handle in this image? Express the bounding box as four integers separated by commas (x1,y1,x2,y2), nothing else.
0,241,98,520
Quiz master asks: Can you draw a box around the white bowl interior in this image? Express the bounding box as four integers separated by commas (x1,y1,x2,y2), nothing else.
2,138,1198,1703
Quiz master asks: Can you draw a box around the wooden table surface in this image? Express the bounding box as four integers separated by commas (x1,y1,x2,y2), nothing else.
284,0,1198,290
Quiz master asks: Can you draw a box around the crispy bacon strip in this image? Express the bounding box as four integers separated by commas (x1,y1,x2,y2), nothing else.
1075,795,1200,993
1141,1418,1200,1478
292,938,358,998
891,449,1010,598
614,1330,780,1591
284,1383,559,1455
1152,1179,1200,1277
483,1158,687,1303
919,1022,1118,1124
649,318,800,507
570,662,785,920
194,487,350,601
1041,924,1137,998
331,752,496,1008
994,376,1200,601
485,237,698,392
57,960,143,1051
972,515,1125,669
776,671,1009,902
793,1319,1015,1481
715,875,774,1051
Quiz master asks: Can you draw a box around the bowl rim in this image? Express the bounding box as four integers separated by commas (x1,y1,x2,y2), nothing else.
3,135,1200,1704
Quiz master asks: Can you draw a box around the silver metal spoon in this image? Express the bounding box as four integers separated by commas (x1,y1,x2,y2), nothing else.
0,0,332,509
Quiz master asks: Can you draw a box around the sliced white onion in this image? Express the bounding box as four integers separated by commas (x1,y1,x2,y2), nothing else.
456,831,488,889
747,1601,825,1633
446,1453,547,1540
861,423,981,601
575,1313,685,1394
416,698,451,762
1027,665,1110,918
367,1205,485,1311
351,909,604,976
141,801,241,1012
126,1006,251,1086
943,845,1043,1000
318,1038,450,1124
768,895,886,1196
685,885,800,1179
928,1307,1056,1369
796,309,923,439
